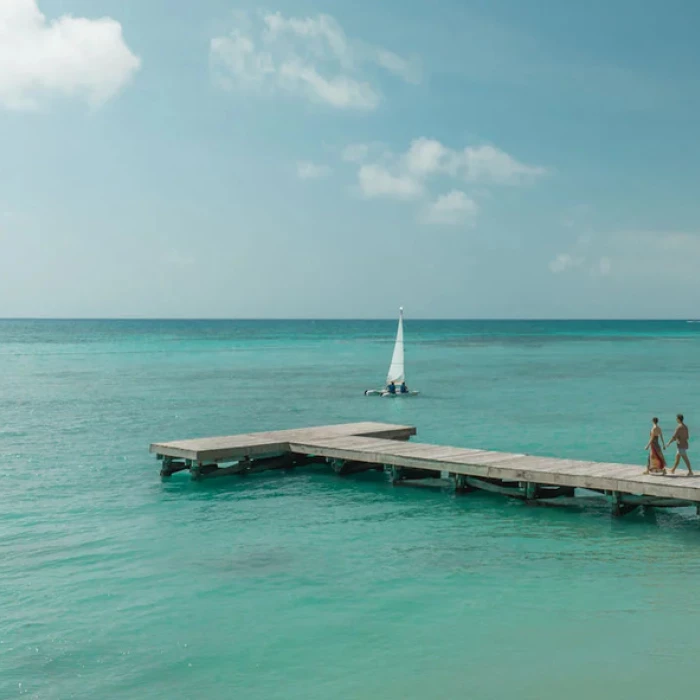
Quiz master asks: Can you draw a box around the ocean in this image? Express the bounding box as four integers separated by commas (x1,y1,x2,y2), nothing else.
2,319,700,699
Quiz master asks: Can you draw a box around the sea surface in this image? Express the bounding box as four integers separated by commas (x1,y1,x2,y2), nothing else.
2,319,700,699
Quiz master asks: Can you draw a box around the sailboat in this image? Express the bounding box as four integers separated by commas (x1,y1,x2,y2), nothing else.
365,307,419,397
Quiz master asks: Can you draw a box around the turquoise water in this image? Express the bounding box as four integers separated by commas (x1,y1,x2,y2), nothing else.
3,319,700,699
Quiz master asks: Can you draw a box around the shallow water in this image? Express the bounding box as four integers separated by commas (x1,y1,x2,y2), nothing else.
2,319,700,699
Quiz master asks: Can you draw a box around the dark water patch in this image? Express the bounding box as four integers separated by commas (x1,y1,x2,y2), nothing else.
198,548,296,577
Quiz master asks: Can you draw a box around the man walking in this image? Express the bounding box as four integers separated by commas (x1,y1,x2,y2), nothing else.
669,414,694,476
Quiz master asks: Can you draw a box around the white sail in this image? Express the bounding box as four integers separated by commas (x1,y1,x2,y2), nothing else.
385,307,405,385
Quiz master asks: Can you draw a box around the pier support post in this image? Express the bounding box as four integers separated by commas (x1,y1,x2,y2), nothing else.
160,457,190,478
190,462,220,480
389,466,438,483
524,482,538,501
188,453,322,481
331,459,382,476
611,491,622,516
390,466,404,484
610,491,641,517
454,474,474,493
160,456,172,477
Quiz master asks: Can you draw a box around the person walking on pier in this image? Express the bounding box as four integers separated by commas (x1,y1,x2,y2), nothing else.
668,414,694,476
644,417,667,475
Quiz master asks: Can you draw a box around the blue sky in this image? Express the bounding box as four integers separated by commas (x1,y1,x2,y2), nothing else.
2,0,700,318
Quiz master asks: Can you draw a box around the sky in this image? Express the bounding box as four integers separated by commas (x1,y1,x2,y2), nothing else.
2,0,700,319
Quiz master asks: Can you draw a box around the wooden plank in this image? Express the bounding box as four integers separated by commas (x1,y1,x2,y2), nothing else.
151,422,406,455
290,435,481,462
290,441,451,474
433,449,490,462
150,422,416,462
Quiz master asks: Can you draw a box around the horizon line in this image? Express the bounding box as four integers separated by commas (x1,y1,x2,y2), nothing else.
0,317,698,323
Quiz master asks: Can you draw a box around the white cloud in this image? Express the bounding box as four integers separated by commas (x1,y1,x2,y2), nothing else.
404,138,455,177
340,137,547,223
211,11,418,110
549,232,700,280
424,190,479,226
549,253,582,274
358,164,423,199
549,234,597,275
209,31,274,88
278,59,379,110
263,12,352,67
297,161,332,179
463,145,549,185
0,0,140,110
375,49,421,84
401,138,548,184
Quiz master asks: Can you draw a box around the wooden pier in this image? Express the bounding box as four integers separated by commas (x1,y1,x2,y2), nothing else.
150,422,700,517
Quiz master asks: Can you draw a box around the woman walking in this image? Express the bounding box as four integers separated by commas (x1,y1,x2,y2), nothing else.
644,417,667,475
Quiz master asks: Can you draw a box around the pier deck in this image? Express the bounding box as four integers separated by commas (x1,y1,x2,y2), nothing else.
150,422,416,462
288,434,700,505
150,422,700,516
